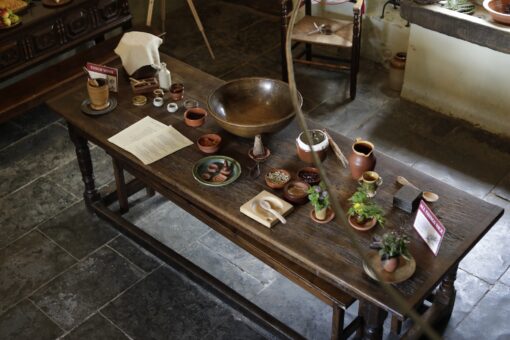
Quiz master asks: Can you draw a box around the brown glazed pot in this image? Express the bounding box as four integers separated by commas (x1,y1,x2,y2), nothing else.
348,138,376,180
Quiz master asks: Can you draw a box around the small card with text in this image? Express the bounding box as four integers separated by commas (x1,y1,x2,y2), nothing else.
86,62,118,92
413,200,445,256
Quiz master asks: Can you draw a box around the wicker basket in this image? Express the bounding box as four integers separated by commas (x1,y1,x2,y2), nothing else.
483,0,510,24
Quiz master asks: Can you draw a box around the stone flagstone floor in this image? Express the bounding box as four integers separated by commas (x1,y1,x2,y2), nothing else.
1,0,510,339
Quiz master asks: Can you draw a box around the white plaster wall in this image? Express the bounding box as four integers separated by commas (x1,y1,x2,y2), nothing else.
402,25,510,136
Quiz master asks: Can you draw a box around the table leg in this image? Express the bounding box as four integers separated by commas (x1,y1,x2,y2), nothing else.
112,159,129,214
331,304,345,340
358,300,388,340
68,124,100,211
280,0,290,82
435,264,458,326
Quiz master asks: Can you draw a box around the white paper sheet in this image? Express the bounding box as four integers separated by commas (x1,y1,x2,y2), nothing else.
108,116,192,165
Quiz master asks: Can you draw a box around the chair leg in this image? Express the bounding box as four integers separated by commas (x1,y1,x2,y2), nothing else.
331,304,345,340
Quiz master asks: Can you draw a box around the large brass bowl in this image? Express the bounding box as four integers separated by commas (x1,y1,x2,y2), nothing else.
208,78,302,138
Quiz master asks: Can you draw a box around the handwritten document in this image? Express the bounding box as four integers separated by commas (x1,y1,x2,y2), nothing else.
108,116,192,165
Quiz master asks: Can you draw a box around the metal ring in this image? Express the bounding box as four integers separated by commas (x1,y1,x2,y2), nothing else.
153,89,164,97
153,97,164,107
183,99,198,109
167,102,179,112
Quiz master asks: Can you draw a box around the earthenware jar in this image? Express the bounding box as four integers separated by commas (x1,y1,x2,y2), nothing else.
348,138,376,180
381,254,399,273
296,130,329,163
389,52,406,92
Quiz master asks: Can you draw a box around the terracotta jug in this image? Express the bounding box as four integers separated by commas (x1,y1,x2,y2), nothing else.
348,138,376,180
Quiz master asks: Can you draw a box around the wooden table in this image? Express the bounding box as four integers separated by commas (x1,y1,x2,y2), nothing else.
47,54,503,339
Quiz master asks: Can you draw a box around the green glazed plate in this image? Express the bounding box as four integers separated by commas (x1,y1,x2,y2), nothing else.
192,155,241,187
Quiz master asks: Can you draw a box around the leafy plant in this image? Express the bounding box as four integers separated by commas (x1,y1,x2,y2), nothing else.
307,181,330,211
371,232,411,260
347,186,385,226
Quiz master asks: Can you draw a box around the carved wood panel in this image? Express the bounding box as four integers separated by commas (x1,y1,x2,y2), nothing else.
0,41,23,69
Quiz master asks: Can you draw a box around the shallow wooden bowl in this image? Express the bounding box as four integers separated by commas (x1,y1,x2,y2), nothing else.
208,78,302,138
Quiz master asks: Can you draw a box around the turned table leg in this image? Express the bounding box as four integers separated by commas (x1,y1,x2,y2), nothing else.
68,124,100,211
358,300,388,340
331,304,345,340
435,264,458,327
112,158,129,214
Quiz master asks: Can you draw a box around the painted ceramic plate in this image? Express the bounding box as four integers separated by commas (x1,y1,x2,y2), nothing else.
81,97,117,116
363,252,416,284
0,19,21,30
192,156,241,187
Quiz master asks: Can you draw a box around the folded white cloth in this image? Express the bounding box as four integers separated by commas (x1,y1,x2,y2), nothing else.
114,31,163,76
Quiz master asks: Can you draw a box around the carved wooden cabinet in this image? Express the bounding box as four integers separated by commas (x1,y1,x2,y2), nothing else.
0,0,131,82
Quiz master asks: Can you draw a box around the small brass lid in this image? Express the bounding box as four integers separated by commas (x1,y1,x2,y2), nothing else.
132,95,147,106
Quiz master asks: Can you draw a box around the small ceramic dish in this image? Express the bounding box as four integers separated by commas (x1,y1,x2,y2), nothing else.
297,167,321,185
192,156,241,187
265,168,291,189
422,191,439,203
184,107,208,127
197,133,221,154
283,180,310,205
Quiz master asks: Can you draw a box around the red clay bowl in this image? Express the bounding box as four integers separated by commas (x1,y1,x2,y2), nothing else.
283,180,311,205
197,133,222,154
184,107,208,127
265,168,291,189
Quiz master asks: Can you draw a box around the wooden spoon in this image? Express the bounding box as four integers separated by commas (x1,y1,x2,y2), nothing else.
259,199,286,224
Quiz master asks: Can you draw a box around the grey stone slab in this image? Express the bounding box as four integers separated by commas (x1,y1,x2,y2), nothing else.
222,18,281,58
446,283,510,340
198,231,278,286
0,121,27,151
183,242,266,299
0,230,76,312
0,178,78,249
205,315,268,340
108,235,161,273
0,123,76,198
493,172,510,202
221,63,281,82
201,1,267,35
101,266,232,340
45,147,114,198
0,300,63,340
253,274,331,340
460,195,510,284
347,113,442,167
31,247,145,330
448,269,491,328
63,313,129,340
500,267,510,286
184,44,255,78
38,202,118,259
12,105,60,133
126,197,210,253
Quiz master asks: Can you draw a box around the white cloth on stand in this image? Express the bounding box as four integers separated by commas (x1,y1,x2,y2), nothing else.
114,31,163,76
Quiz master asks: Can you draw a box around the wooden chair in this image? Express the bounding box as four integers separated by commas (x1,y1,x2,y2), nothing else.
289,0,364,100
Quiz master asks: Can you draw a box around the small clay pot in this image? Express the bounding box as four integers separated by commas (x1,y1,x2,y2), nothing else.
297,167,321,185
184,107,208,127
197,133,221,154
283,180,310,205
296,130,329,163
87,78,109,110
381,255,399,273
169,83,184,101
265,168,291,189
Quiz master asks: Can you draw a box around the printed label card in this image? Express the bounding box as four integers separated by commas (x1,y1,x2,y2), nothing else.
86,62,118,92
413,200,446,256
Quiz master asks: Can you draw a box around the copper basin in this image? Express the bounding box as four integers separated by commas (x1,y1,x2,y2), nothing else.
208,78,302,138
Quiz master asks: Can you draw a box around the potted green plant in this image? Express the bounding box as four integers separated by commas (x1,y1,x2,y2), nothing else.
371,232,411,272
307,181,330,221
347,186,385,231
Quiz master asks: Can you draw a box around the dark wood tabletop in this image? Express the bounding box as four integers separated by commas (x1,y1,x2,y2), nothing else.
47,54,503,329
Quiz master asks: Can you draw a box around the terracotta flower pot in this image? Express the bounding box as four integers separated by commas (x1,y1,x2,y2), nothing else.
348,215,377,231
315,207,327,220
381,255,399,273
